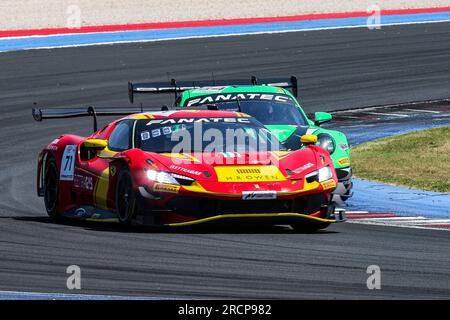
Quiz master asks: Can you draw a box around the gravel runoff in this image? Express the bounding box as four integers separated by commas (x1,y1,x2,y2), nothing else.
1,0,449,31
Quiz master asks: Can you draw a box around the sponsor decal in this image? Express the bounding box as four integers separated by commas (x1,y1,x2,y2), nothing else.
292,162,314,174
74,174,93,191
321,179,337,190
242,191,277,200
47,145,58,151
186,93,292,107
60,145,77,181
147,117,250,126
141,131,151,141
190,86,227,93
162,126,172,135
74,208,88,218
339,143,349,150
47,138,60,150
153,183,180,194
215,165,286,182
169,165,202,176
151,129,161,137
337,157,350,166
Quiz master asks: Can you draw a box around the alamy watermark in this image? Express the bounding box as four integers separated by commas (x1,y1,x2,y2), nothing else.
66,265,81,290
366,265,381,290
367,5,381,30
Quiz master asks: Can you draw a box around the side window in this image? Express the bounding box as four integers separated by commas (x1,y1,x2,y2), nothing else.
108,120,133,151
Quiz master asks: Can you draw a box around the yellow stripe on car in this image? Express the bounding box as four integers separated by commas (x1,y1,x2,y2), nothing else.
167,213,336,227
94,168,110,210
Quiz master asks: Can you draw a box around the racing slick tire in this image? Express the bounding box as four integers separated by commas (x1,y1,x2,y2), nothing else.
43,158,59,219
116,168,137,226
290,222,330,233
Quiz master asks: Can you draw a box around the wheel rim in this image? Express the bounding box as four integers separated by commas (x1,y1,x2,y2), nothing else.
44,163,58,213
117,174,132,221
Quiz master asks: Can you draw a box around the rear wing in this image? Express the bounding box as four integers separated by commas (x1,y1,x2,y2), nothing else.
128,75,298,103
32,104,219,132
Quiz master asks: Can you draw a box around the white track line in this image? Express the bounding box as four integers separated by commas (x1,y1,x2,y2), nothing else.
403,108,441,114
355,216,425,220
366,112,409,118
347,215,450,231
345,211,369,214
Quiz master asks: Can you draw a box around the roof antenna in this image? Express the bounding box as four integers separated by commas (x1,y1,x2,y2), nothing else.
140,102,143,113
171,78,178,100
212,72,215,86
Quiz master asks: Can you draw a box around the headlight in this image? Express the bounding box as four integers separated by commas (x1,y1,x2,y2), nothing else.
318,166,333,182
316,134,335,154
305,166,333,183
146,169,179,185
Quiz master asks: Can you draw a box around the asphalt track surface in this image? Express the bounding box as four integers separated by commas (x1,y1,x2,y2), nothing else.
0,23,450,299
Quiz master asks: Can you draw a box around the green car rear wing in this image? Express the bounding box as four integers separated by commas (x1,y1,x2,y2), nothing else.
128,75,298,103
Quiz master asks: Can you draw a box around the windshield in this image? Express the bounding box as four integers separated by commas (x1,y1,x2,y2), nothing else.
184,93,307,126
135,117,285,153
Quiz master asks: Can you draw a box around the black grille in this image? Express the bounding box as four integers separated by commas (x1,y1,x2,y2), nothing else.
336,168,351,180
166,194,325,217
236,168,261,174
219,199,291,214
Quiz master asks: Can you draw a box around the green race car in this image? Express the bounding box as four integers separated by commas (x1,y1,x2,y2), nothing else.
128,76,353,202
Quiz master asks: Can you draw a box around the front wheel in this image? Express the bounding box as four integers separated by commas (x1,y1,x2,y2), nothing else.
116,168,137,225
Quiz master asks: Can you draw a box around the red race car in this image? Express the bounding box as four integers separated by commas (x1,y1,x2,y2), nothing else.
33,105,345,231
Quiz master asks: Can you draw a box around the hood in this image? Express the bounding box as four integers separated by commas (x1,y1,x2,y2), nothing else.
265,125,308,151
265,125,298,142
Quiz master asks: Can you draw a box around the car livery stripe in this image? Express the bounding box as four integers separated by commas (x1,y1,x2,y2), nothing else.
94,168,110,210
167,212,337,227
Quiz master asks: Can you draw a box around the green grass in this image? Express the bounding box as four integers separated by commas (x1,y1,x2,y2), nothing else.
350,126,450,193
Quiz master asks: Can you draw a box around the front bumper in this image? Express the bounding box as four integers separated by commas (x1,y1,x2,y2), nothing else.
333,167,353,201
134,189,345,226
166,209,346,227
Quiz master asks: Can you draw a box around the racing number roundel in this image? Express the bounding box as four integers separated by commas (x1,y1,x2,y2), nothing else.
60,145,77,181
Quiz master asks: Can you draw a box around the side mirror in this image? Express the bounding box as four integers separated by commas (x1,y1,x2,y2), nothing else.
314,112,332,126
83,139,107,151
300,134,318,145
